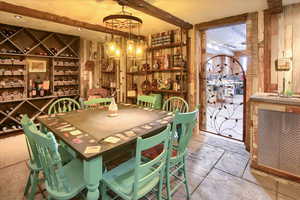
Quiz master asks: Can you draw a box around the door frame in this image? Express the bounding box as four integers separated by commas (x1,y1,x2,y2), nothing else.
195,13,250,143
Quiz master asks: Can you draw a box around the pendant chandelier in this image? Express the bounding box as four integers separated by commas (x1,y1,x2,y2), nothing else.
103,6,144,57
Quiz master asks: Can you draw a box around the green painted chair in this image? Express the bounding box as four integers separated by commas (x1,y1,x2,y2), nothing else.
47,98,81,158
21,115,74,200
165,108,199,200
48,98,81,114
163,96,189,113
137,95,156,109
142,107,199,200
101,125,171,200
27,124,88,200
83,97,113,109
21,115,42,200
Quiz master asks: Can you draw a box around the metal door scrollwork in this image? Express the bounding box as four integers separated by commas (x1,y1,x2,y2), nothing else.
205,55,246,140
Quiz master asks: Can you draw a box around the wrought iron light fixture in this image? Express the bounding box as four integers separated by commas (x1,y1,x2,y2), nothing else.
103,6,143,57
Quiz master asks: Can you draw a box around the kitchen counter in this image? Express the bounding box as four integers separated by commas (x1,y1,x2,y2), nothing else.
250,93,300,182
250,93,300,106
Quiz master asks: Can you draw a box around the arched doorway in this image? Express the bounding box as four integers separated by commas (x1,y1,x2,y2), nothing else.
203,55,246,141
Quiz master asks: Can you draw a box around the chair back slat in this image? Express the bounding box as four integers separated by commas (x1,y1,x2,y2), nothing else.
133,125,171,199
163,97,189,113
28,125,71,193
84,97,113,109
171,108,199,157
21,115,41,168
48,98,81,114
137,95,155,109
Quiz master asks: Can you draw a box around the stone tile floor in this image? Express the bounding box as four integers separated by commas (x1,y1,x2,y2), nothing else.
0,132,300,200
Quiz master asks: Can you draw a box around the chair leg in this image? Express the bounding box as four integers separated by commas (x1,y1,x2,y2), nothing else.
27,171,39,200
182,159,190,200
166,167,172,200
24,170,33,196
157,169,165,200
100,182,109,200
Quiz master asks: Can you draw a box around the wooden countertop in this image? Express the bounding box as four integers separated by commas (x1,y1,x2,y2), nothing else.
250,93,300,106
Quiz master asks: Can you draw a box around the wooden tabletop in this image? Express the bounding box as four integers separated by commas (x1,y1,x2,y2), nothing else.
37,104,173,160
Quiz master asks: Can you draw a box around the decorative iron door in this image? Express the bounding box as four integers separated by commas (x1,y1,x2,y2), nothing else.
204,55,246,141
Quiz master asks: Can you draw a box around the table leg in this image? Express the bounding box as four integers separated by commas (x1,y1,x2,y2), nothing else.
84,156,102,200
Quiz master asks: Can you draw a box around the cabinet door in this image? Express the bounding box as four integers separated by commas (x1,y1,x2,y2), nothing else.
280,112,300,176
257,109,282,169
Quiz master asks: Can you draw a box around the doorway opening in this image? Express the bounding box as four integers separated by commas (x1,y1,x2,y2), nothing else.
203,24,247,141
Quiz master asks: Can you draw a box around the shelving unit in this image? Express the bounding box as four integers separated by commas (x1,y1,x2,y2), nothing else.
100,57,119,96
0,23,81,135
147,29,188,102
125,55,149,103
125,29,189,105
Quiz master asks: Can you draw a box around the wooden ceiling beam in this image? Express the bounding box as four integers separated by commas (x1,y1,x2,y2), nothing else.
0,1,144,39
116,0,193,30
267,0,283,14
195,14,248,31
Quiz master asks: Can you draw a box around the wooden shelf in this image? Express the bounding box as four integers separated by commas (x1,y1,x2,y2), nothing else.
148,89,187,94
0,74,24,76
54,74,79,76
150,68,186,73
0,86,24,89
146,42,186,51
0,128,22,135
0,63,25,66
102,71,115,74
54,65,79,67
127,71,148,75
54,84,79,87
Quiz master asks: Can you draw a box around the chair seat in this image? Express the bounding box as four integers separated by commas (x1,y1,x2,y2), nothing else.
46,158,85,199
103,158,159,199
142,144,177,160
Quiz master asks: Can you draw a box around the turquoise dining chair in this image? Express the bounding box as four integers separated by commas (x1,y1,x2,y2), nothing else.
27,124,88,200
48,98,81,114
21,115,42,200
165,108,198,200
142,107,199,200
83,97,113,109
21,115,74,200
48,98,81,158
163,96,189,113
101,125,171,200
137,95,156,109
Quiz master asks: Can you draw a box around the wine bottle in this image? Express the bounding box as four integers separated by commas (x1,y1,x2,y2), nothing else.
40,86,45,97
32,86,37,97
29,80,33,98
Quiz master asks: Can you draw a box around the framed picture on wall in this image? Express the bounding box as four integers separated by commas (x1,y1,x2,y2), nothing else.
28,60,47,72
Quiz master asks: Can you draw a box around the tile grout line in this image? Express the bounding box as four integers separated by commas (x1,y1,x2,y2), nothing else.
241,157,250,177
191,139,249,157
190,149,226,195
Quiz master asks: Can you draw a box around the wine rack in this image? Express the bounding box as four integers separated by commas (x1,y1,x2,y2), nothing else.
0,23,81,135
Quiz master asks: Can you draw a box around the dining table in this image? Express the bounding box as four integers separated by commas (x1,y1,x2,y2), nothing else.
37,103,174,200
